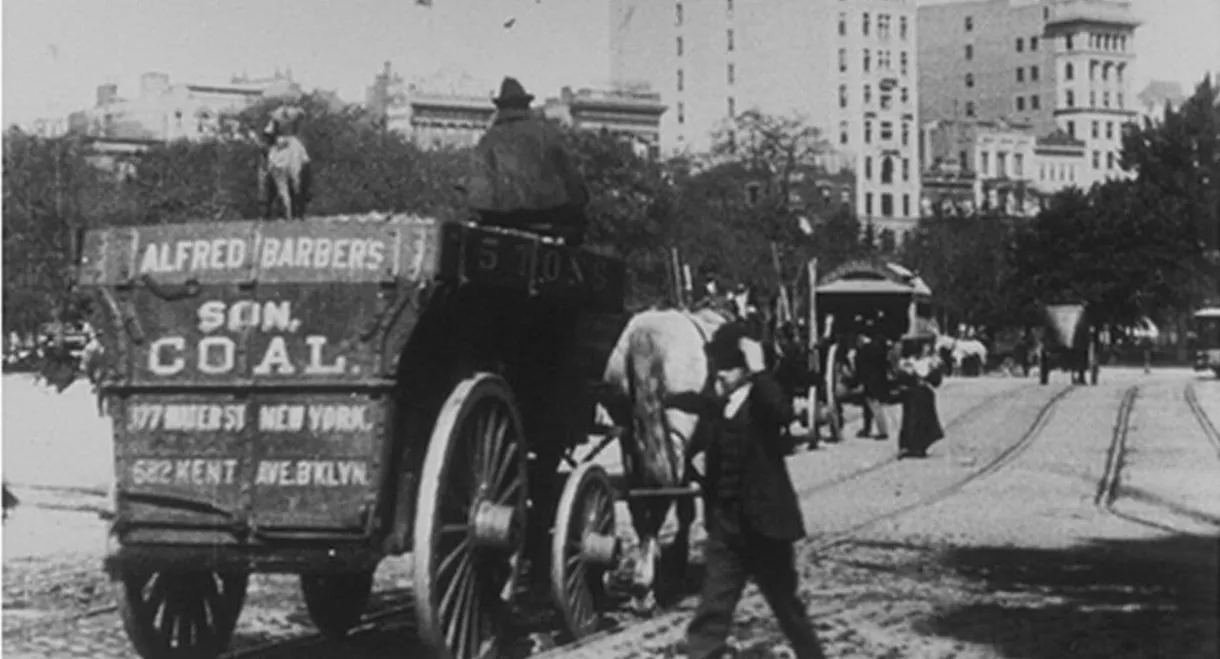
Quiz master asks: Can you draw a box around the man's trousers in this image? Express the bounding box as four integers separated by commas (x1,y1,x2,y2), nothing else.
686,529,826,659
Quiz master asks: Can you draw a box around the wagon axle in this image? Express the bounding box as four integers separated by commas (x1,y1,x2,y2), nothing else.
470,499,520,550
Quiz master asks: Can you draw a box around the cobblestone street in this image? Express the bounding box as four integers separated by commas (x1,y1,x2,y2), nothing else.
4,369,1218,658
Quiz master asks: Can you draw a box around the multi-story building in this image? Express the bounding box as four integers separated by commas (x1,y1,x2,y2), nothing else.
1135,79,1188,122
610,0,922,235
369,64,667,154
917,0,1139,190
69,71,302,142
920,117,1085,216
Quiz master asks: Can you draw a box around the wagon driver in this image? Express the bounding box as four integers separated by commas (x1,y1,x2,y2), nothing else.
461,77,590,245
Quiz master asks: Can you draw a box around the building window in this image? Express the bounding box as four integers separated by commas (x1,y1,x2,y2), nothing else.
840,121,849,145
676,2,683,25
1016,37,1024,52
863,12,869,36
1116,64,1125,82
1031,36,1039,51
726,0,733,13
965,44,973,60
839,48,847,72
980,151,990,175
864,120,872,143
1031,94,1040,109
677,102,685,124
728,63,736,84
1090,60,1098,80
901,87,909,105
901,121,910,145
727,96,736,117
1117,92,1124,109
839,84,848,108
966,101,976,117
839,12,847,36
965,16,973,31
1092,121,1099,138
881,193,894,217
965,73,974,88
1017,96,1026,111
1014,154,1024,177
1066,90,1075,108
863,48,871,72
864,84,872,104
677,37,684,56
866,193,874,216
878,13,891,38
677,69,684,91
1030,66,1039,81
1066,34,1074,50
1107,151,1115,169
1067,120,1075,137
727,29,734,51
997,152,1008,178
903,194,911,217
865,156,873,179
1016,67,1024,82
960,150,970,171
880,121,893,141
1103,92,1110,108
1092,150,1100,169
900,16,908,39
1065,62,1074,80
900,51,909,76
902,158,910,181
880,157,893,183
1089,90,1096,107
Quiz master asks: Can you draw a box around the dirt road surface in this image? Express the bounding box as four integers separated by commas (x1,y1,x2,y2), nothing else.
3,369,1217,658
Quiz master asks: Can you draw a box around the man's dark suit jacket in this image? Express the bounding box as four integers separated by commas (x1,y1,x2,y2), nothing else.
702,371,806,542
854,339,891,397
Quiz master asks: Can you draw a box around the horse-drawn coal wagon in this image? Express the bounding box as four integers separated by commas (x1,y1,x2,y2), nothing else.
77,213,644,659
1038,303,1098,385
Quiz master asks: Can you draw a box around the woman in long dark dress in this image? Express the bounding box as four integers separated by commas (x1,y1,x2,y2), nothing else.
896,338,945,459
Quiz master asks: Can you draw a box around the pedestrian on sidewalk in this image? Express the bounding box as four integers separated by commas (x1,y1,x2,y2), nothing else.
683,323,828,659
854,326,891,440
895,336,945,459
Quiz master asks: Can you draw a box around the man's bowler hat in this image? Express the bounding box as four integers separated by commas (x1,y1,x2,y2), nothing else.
493,77,535,108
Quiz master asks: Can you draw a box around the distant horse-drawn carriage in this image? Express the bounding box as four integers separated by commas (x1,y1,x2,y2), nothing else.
1038,303,1099,385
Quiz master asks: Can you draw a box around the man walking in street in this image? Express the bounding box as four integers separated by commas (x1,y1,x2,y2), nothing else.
854,326,891,440
684,322,828,659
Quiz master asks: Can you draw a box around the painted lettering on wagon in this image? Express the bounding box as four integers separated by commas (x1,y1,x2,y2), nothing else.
255,460,369,487
146,300,348,378
127,459,369,488
127,403,247,432
138,236,387,274
130,458,240,486
257,404,374,432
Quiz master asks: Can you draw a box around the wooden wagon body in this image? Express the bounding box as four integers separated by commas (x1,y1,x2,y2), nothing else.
78,214,629,659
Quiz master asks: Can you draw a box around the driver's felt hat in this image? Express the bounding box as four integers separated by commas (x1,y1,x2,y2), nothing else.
706,322,749,371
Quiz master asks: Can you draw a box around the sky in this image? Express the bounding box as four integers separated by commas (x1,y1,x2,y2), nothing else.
2,0,1218,127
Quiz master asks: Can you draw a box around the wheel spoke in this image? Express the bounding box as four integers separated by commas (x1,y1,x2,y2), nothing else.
495,477,523,505
437,539,470,579
483,411,510,486
441,523,470,536
490,440,519,493
440,553,473,618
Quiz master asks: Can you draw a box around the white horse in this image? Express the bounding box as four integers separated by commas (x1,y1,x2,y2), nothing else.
601,306,731,606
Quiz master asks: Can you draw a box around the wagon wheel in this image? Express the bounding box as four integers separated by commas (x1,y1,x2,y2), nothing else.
413,373,528,659
823,342,843,441
299,569,374,639
550,462,617,639
115,569,247,659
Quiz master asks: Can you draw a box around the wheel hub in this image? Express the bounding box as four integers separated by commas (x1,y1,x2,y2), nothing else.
580,531,619,566
471,500,519,549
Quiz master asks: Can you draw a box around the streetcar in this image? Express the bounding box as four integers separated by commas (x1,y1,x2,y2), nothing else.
1193,307,1220,377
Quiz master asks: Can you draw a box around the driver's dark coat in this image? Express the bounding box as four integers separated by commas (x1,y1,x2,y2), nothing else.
698,372,806,542
462,108,589,213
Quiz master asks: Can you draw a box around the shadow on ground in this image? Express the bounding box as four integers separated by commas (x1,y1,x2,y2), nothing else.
919,533,1219,658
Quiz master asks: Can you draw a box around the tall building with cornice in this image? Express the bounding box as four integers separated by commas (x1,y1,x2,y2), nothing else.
610,0,922,235
917,0,1139,190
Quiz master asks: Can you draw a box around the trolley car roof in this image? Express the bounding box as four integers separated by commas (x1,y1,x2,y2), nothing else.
816,278,923,295
1195,308,1220,319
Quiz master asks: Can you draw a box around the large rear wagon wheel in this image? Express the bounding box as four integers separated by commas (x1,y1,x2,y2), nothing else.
115,569,247,659
551,462,617,640
413,373,528,659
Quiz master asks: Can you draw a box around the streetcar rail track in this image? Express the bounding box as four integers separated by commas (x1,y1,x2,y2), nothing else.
1101,382,1220,534
6,381,1051,658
